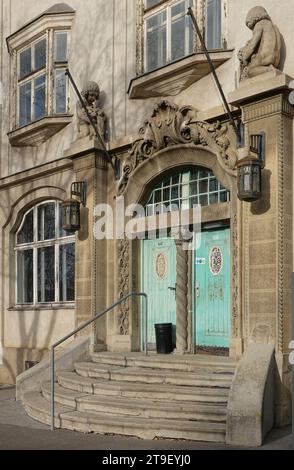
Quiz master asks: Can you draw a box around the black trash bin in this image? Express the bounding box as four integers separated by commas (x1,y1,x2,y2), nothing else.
155,323,173,354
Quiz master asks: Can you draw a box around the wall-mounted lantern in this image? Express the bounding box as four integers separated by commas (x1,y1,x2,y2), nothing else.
237,133,265,203
61,182,87,232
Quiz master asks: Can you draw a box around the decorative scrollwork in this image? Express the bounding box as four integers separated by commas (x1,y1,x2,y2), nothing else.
118,100,237,195
117,239,130,335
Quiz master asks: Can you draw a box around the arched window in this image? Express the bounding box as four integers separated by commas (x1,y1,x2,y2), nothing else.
145,167,230,215
15,201,75,305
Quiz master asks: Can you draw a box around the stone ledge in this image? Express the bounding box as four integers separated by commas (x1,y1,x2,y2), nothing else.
128,50,234,99
228,71,294,107
8,115,73,147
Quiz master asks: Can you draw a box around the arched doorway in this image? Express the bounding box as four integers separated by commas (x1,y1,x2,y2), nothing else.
140,165,231,353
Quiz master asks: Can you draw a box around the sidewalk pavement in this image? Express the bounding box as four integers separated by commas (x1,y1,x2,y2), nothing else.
0,385,292,450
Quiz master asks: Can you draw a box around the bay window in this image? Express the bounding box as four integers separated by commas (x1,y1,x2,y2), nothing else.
18,30,69,127
16,201,75,306
143,0,225,73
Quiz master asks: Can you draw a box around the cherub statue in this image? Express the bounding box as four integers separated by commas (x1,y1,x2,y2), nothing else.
77,81,107,141
238,6,281,80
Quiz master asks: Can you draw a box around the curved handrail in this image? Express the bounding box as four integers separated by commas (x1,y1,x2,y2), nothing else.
51,292,148,430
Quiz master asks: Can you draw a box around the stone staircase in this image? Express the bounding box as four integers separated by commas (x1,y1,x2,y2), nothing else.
22,352,236,442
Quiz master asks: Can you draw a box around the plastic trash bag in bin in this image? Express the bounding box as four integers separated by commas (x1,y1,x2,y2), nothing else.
154,323,173,354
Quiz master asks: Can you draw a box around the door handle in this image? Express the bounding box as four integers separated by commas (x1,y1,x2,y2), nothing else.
196,282,200,298
168,286,176,292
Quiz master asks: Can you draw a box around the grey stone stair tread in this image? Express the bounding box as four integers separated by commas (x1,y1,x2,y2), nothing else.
60,410,227,433
77,394,227,415
58,371,230,397
42,381,88,399
90,352,236,370
75,361,234,383
23,391,74,415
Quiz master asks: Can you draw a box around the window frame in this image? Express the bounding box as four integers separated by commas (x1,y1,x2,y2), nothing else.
139,0,227,75
15,28,71,129
15,200,75,307
145,167,230,216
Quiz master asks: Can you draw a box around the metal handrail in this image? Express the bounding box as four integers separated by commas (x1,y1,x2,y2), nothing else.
51,292,148,431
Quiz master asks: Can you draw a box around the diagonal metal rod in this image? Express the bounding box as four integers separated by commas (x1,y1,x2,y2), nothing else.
187,7,238,136
65,68,117,175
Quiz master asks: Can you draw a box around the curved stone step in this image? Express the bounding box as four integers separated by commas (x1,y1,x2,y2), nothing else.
42,381,227,422
90,352,236,374
58,372,230,403
60,410,226,442
23,390,226,442
22,391,74,428
74,362,233,388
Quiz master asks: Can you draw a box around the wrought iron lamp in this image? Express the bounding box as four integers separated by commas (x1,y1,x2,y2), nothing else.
237,133,265,203
61,182,87,232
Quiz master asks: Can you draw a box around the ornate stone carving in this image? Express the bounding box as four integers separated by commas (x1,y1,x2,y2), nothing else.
118,100,237,195
117,239,131,335
77,81,107,141
238,6,281,81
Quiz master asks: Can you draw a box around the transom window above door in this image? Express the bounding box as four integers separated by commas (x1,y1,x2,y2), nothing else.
143,0,225,73
15,201,75,306
145,167,230,216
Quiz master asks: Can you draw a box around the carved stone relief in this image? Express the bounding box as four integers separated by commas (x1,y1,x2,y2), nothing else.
118,100,237,195
117,239,131,335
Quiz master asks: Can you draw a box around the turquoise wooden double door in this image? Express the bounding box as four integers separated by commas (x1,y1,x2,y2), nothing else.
141,228,230,349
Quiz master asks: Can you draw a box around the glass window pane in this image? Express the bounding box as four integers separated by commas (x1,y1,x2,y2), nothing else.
145,0,162,8
54,32,68,62
206,0,222,50
199,180,208,194
37,246,55,303
17,209,34,245
19,82,31,126
210,193,218,205
171,0,193,61
146,11,167,71
34,39,46,70
19,48,32,78
38,202,56,241
34,75,46,120
59,243,75,302
209,178,218,192
17,250,34,303
54,69,67,114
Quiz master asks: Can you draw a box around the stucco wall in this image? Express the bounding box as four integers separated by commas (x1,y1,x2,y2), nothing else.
1,0,294,176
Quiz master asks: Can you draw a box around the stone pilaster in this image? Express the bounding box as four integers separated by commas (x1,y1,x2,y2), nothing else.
229,71,294,426
65,138,108,350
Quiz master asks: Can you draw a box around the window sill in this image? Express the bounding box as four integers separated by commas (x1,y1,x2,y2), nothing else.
8,115,73,147
9,303,75,311
128,50,234,99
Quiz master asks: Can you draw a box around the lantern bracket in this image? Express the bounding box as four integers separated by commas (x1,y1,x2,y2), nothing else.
71,182,87,207
250,132,266,169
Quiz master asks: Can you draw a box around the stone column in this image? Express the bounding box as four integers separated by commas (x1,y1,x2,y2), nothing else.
175,236,190,354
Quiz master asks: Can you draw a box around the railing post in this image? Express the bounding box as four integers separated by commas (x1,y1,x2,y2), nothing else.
51,347,55,431
144,294,148,356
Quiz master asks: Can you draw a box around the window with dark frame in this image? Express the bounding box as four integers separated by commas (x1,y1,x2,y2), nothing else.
15,201,75,306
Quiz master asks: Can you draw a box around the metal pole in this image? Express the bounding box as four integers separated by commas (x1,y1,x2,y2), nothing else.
144,294,148,356
51,347,55,432
292,273,294,449
187,7,238,136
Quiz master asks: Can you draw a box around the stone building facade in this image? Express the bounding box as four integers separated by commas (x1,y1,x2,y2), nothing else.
0,0,293,433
